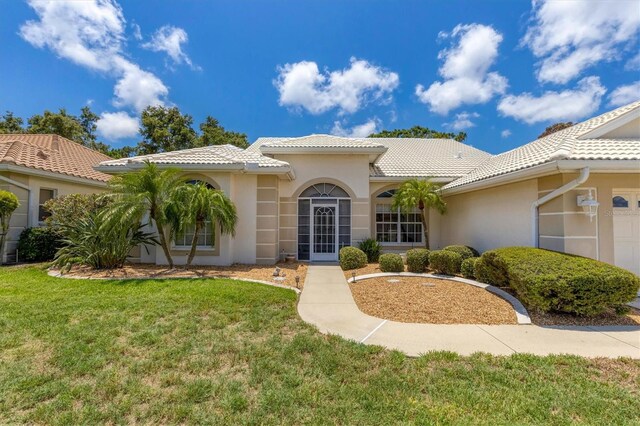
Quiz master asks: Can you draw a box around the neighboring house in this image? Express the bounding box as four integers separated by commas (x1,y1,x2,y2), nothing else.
0,134,112,262
96,101,640,275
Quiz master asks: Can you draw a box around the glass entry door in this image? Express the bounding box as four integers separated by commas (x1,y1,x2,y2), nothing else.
311,204,338,261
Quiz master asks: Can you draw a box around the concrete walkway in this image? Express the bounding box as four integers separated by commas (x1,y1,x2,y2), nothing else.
298,265,640,358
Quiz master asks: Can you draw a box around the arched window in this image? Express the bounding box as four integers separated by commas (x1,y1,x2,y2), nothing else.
299,183,349,198
374,188,423,245
174,180,216,248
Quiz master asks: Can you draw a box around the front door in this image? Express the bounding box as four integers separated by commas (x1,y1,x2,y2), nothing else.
311,204,338,261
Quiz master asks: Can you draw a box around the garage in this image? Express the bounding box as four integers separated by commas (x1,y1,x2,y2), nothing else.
612,190,640,275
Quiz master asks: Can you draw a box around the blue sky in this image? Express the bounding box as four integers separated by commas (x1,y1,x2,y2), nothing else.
1,0,639,154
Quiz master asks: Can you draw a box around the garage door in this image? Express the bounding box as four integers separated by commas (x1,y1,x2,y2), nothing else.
612,191,640,275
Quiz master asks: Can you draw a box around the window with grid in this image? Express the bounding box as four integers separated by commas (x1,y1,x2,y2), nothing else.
38,188,55,223
375,190,423,244
175,222,215,248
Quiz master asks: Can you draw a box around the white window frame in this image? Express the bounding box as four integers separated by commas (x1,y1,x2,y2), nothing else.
374,202,423,246
38,188,57,225
173,220,216,250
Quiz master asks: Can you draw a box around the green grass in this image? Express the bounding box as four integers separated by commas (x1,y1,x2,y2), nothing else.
1,266,638,425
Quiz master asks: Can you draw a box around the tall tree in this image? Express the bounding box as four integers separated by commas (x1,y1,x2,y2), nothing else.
137,106,198,155
172,182,238,267
0,111,25,133
27,109,86,142
538,122,574,139
198,116,249,149
369,126,467,142
103,162,187,269
392,178,447,249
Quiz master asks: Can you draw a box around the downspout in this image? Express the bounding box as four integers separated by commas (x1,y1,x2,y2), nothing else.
531,167,589,248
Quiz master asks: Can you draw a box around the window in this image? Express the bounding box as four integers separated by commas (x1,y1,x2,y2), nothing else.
175,222,215,248
38,188,55,222
612,195,629,208
375,189,423,244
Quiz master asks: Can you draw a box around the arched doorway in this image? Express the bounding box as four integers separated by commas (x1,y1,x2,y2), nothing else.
298,183,351,261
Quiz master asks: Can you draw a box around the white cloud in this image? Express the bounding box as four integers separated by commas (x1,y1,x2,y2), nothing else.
142,25,196,69
331,118,381,138
274,57,399,115
523,0,640,84
626,52,640,71
131,22,142,41
608,81,640,107
415,24,507,115
96,111,139,140
498,76,606,124
446,111,479,131
20,0,169,113
501,129,511,138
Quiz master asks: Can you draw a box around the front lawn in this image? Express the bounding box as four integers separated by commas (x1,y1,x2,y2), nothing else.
1,266,638,424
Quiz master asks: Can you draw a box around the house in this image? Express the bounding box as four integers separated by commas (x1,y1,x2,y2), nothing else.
96,100,640,274
0,134,112,261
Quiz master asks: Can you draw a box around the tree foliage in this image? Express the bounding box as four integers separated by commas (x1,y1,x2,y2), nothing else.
0,190,20,264
199,116,248,149
392,178,446,249
43,193,111,230
0,111,25,134
137,106,198,155
538,122,573,139
369,126,467,142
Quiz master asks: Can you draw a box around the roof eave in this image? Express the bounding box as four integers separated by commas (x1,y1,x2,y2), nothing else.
0,163,109,187
259,146,388,155
369,176,457,183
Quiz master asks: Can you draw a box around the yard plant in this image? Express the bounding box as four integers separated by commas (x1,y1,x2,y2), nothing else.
379,253,404,272
358,238,382,262
0,190,19,264
406,248,430,272
339,246,367,270
429,250,463,275
0,266,638,424
17,227,63,262
392,178,446,249
475,247,640,316
443,245,478,260
460,257,479,279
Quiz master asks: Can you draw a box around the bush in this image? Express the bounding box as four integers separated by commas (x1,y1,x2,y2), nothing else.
17,227,63,262
443,245,478,260
358,238,382,263
475,247,640,316
53,214,157,272
461,257,479,279
339,246,367,271
429,250,463,275
379,253,404,272
44,193,110,230
406,248,430,273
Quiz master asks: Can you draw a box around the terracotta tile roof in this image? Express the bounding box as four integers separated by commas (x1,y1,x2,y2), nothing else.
0,134,112,183
97,144,291,171
443,100,640,190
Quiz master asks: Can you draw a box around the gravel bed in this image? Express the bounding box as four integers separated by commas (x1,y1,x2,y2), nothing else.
55,262,308,288
349,276,517,325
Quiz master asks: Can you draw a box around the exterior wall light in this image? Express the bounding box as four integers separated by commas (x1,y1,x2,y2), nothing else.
295,275,300,289
577,189,599,222
352,271,356,283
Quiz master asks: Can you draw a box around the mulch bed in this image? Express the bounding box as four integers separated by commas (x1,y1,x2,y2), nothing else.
55,262,308,289
349,276,517,325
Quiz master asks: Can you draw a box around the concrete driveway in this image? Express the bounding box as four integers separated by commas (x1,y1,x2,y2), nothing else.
298,265,640,358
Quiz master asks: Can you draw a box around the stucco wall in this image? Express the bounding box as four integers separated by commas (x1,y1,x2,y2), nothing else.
439,179,538,253
0,171,106,262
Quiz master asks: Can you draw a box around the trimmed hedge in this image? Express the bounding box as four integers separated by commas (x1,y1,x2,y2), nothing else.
17,227,63,262
476,247,640,316
461,257,479,279
406,248,430,273
429,250,463,275
339,246,367,271
443,245,478,260
358,238,382,263
379,253,404,273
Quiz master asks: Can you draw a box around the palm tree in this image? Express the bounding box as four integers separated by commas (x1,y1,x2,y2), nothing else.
103,162,185,268
392,178,446,249
174,182,238,267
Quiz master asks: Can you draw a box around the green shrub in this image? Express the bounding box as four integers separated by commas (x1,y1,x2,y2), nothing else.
358,238,382,262
461,257,479,279
339,246,367,271
379,253,404,273
406,248,430,273
53,214,157,272
443,245,478,260
476,247,640,316
429,250,463,275
44,193,110,230
0,190,19,264
17,227,63,262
